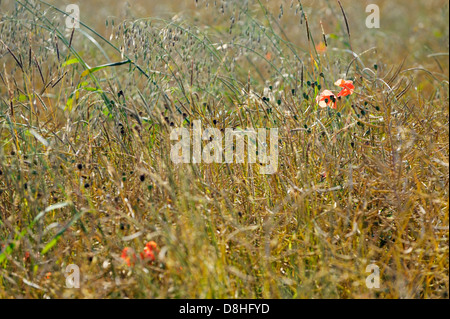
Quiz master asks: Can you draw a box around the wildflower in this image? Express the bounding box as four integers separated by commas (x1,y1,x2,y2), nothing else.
335,79,354,97
316,90,337,109
45,272,51,279
140,241,158,263
121,247,137,266
315,42,327,54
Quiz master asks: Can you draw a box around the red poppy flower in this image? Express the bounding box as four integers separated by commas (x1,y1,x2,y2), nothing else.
140,241,158,262
121,247,137,266
316,90,337,109
335,79,354,97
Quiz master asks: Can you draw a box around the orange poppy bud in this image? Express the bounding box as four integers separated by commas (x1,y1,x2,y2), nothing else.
315,42,327,54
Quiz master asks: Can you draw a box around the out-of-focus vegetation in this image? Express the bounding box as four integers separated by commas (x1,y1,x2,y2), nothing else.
0,0,448,298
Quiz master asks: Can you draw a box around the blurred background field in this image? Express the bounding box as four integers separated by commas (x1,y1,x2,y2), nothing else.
0,0,448,298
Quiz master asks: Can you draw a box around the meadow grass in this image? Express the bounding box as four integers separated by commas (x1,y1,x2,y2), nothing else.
0,0,448,298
